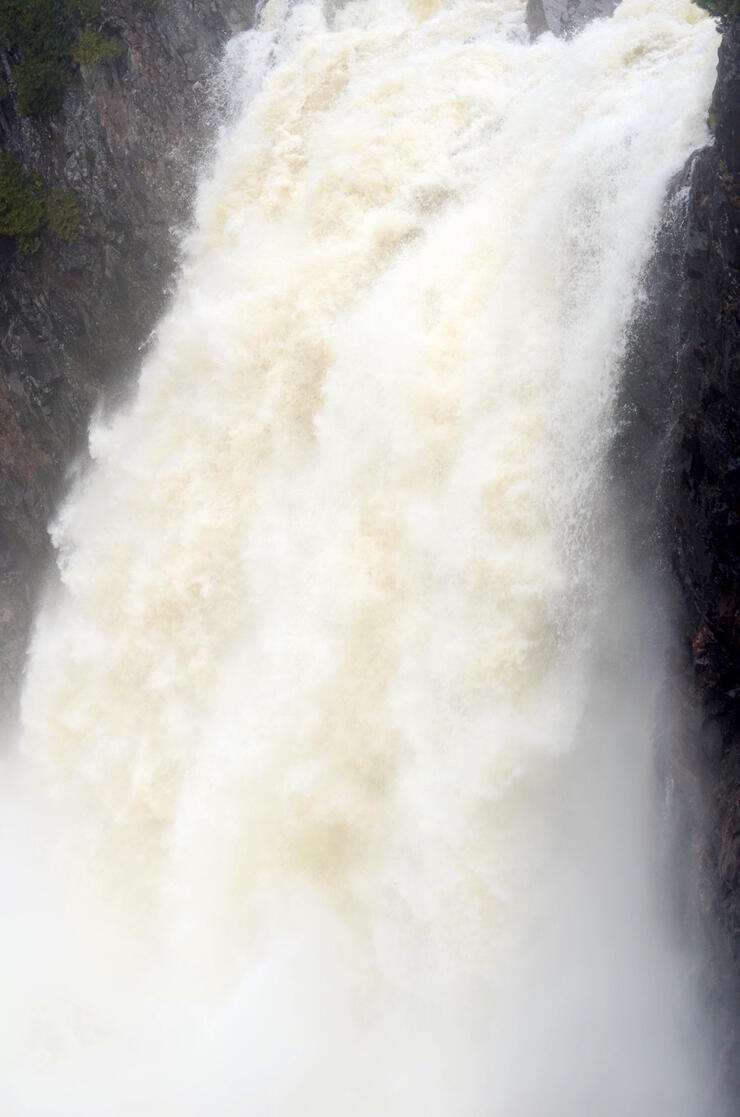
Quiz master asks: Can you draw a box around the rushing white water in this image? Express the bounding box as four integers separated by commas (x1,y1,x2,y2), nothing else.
0,0,723,1112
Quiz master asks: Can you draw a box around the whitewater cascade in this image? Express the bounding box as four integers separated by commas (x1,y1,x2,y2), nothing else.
0,0,724,1112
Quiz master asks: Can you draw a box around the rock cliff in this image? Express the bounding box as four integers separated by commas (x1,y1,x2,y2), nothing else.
0,0,253,720
616,17,740,1092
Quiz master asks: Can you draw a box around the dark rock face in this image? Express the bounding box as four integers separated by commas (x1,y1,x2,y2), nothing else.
671,30,740,1073
0,0,254,720
617,19,740,1092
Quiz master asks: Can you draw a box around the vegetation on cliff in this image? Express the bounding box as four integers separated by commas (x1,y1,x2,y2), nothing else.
0,0,73,117
0,0,127,117
0,0,154,251
0,151,46,253
72,27,125,66
0,151,82,253
44,187,83,243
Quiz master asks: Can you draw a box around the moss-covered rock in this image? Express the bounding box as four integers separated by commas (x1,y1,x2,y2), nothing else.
0,151,46,253
0,0,126,118
45,188,83,244
73,28,125,65
0,0,73,117
0,150,84,251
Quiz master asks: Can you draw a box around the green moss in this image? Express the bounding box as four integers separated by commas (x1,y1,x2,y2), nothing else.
14,58,69,118
0,0,73,117
72,28,124,65
45,188,83,243
0,0,128,118
65,0,101,20
0,0,70,57
0,150,46,250
0,150,84,252
17,233,41,255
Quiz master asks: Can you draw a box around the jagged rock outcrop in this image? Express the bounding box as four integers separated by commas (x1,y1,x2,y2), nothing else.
526,0,618,38
0,0,254,721
616,18,740,1092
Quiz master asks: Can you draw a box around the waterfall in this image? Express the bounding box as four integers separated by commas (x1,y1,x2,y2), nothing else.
0,0,723,1112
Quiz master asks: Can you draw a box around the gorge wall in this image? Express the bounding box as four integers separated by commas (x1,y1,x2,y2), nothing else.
615,15,740,1092
0,0,253,720
669,23,740,993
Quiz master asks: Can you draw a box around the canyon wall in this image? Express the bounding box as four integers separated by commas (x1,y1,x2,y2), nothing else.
616,17,740,1091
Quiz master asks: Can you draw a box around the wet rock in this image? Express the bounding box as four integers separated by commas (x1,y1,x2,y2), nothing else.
712,21,740,177
616,18,740,1090
526,0,619,38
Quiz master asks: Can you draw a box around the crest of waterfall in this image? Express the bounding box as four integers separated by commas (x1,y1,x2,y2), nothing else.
0,0,724,1112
